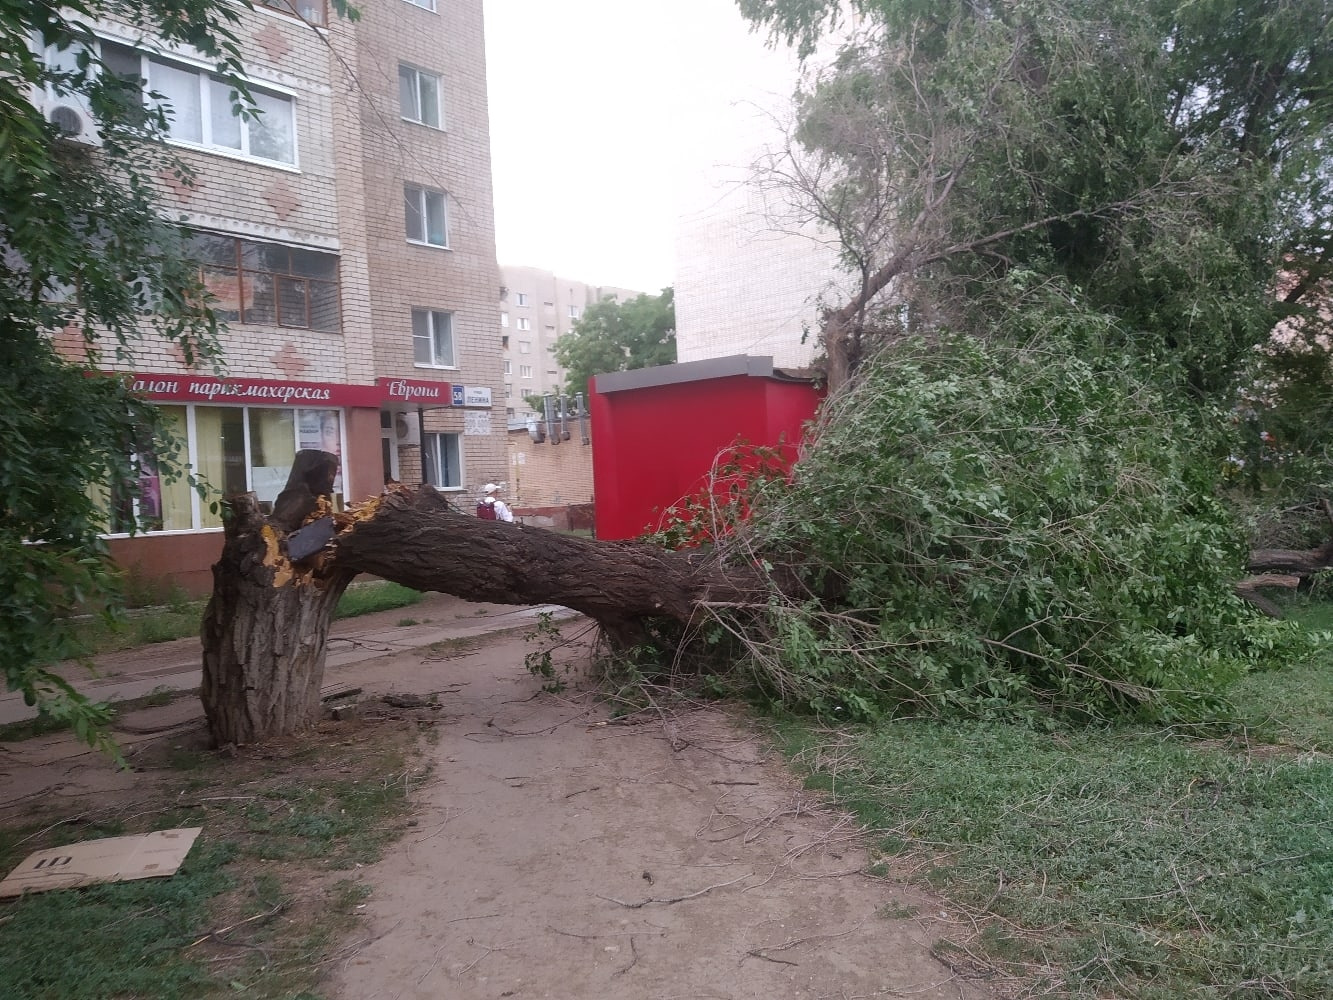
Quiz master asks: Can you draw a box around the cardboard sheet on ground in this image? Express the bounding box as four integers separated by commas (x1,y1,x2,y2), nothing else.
0,827,202,898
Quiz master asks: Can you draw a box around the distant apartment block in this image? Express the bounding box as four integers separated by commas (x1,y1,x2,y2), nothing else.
672,4,851,370
499,265,644,419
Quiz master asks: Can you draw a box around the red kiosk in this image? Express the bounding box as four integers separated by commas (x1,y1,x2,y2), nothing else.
590,356,822,541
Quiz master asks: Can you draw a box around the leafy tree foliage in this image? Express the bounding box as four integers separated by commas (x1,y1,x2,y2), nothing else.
728,315,1309,723
0,0,262,737
553,288,676,397
674,0,1333,720
740,0,1332,399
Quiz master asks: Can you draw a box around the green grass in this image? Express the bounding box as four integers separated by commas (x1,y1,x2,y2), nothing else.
332,582,424,620
59,582,426,661
773,602,1333,999
0,737,422,999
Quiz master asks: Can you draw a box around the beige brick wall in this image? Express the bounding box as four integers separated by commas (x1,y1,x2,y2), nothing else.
351,0,505,493
506,428,594,507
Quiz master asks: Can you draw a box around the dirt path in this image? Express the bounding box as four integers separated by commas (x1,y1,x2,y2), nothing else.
331,631,992,1000
1,596,995,999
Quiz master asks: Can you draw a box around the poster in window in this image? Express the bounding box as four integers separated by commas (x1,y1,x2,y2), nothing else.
298,409,342,457
298,408,344,494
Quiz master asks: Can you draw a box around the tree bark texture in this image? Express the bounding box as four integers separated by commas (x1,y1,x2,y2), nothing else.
332,487,770,639
1247,542,1333,577
201,494,355,745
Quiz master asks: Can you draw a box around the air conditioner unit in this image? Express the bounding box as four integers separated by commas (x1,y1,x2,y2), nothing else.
394,414,420,447
43,100,101,148
44,98,100,145
38,41,101,147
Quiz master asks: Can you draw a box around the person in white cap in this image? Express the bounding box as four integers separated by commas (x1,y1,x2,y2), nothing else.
477,482,514,522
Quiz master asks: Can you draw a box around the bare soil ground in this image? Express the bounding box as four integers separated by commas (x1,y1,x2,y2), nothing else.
0,597,996,1000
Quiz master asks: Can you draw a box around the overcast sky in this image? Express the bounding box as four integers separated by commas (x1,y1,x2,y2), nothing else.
482,0,797,294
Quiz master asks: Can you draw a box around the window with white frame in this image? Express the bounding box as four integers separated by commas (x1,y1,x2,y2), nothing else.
500,312,509,327
404,184,448,246
123,42,297,165
503,360,511,374
515,292,528,306
412,308,455,367
403,0,437,10
398,65,442,128
505,384,512,397
518,341,530,354
568,305,579,319
516,317,530,331
423,431,461,489
260,0,326,26
519,365,532,378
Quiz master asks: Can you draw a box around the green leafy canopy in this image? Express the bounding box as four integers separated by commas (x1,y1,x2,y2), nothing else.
0,0,263,740
553,287,676,398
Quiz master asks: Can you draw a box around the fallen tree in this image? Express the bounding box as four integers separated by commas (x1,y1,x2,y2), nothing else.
200,482,771,745
200,338,1329,747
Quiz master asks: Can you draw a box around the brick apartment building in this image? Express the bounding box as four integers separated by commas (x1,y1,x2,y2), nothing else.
498,265,643,420
43,0,503,594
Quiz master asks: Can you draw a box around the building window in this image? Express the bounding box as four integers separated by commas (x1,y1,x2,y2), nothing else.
423,432,461,488
412,308,455,367
519,365,532,378
505,384,512,397
184,232,340,332
259,0,326,26
501,334,509,349
398,65,442,128
516,317,531,331
518,341,530,354
515,292,528,306
405,185,448,246
402,0,437,9
500,312,509,327
568,305,580,319
503,360,512,374
135,47,296,165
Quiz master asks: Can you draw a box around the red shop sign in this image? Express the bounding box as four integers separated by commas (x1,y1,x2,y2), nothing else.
124,372,383,408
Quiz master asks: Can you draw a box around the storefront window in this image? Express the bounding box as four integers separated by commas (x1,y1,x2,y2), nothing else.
157,406,193,531
249,408,296,509
195,406,247,528
297,408,343,496
101,403,348,534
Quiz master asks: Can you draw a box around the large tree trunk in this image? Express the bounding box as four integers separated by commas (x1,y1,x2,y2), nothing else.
201,494,355,746
201,485,769,745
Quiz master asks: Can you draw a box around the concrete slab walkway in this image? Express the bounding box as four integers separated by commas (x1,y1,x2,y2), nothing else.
0,593,576,728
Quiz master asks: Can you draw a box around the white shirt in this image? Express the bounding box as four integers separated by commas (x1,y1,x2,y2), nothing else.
484,496,514,522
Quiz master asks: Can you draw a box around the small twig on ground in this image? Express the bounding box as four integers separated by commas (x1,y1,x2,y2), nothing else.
564,785,601,799
613,935,640,977
745,921,867,967
414,806,472,844
596,871,754,908
187,901,284,948
15,812,90,845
